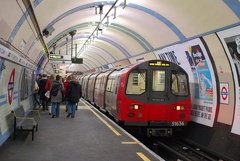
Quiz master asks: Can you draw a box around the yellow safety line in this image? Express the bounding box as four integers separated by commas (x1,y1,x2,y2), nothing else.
121,142,139,144
136,152,151,161
81,100,121,136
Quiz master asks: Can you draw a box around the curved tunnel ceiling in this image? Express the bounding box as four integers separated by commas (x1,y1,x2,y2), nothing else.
2,0,240,75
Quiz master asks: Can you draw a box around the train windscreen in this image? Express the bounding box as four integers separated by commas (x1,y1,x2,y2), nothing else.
126,70,146,95
171,71,189,96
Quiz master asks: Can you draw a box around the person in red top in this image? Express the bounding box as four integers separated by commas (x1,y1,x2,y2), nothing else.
45,74,55,115
63,75,71,112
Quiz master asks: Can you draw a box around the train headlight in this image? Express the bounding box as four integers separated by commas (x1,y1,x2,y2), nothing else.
130,104,142,110
174,105,184,110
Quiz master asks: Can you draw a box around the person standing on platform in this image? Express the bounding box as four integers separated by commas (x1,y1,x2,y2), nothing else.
46,74,55,115
34,80,41,107
75,80,82,110
63,75,71,112
50,75,63,118
38,74,48,111
65,76,82,118
36,74,42,106
36,74,42,85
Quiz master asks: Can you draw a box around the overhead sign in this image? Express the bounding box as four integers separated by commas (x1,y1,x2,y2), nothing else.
49,54,71,64
49,55,63,59
72,57,83,64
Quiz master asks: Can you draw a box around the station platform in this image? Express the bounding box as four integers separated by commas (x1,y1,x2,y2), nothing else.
0,99,164,161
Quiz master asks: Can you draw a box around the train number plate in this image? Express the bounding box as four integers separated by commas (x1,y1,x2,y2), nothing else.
171,121,186,126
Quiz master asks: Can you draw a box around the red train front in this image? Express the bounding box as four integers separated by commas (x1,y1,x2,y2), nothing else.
114,60,191,136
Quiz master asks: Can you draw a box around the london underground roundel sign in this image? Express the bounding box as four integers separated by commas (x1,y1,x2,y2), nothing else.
8,69,15,104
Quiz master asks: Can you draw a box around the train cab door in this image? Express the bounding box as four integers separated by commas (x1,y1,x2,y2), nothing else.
110,73,121,117
105,71,121,117
147,68,170,120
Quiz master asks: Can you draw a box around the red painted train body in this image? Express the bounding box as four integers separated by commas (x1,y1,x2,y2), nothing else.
80,60,191,136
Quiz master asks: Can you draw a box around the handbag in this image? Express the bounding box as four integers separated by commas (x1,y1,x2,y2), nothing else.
45,91,50,98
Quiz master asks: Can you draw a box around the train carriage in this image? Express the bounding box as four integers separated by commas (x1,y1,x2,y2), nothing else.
83,60,191,136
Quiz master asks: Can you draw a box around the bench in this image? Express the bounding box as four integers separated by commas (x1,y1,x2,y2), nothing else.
11,105,40,141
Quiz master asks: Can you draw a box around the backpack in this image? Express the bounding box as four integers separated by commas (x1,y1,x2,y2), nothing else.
50,83,61,96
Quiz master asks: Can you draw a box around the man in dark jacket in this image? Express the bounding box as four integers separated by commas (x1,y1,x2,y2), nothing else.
65,76,82,118
38,74,48,111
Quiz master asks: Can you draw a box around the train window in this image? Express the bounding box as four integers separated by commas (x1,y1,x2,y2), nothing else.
115,76,120,94
88,79,92,87
95,79,100,89
126,70,146,95
111,79,115,92
152,70,165,91
171,71,189,96
106,79,115,92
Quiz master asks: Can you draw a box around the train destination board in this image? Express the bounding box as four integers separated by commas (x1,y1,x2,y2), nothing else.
49,55,63,59
48,54,71,64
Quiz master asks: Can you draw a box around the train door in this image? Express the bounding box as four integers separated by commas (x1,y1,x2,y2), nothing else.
105,70,119,116
109,72,121,117
148,68,170,120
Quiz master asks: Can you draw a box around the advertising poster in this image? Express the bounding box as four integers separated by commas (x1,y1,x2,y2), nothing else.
217,25,240,135
154,38,217,127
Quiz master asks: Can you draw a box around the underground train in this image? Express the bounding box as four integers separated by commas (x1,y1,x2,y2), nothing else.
79,60,191,136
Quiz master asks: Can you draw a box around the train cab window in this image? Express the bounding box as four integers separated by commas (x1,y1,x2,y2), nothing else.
171,71,189,96
126,70,146,95
152,70,165,91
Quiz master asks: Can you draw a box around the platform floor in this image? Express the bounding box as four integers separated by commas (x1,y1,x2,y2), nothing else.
0,99,164,161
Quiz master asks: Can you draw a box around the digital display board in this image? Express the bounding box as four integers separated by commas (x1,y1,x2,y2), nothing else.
149,61,170,67
72,58,83,64
49,55,64,59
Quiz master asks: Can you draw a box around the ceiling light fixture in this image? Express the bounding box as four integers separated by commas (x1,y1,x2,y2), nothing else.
76,0,128,58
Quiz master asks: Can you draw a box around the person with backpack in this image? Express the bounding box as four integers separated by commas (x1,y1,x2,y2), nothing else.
50,75,63,118
65,76,82,118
